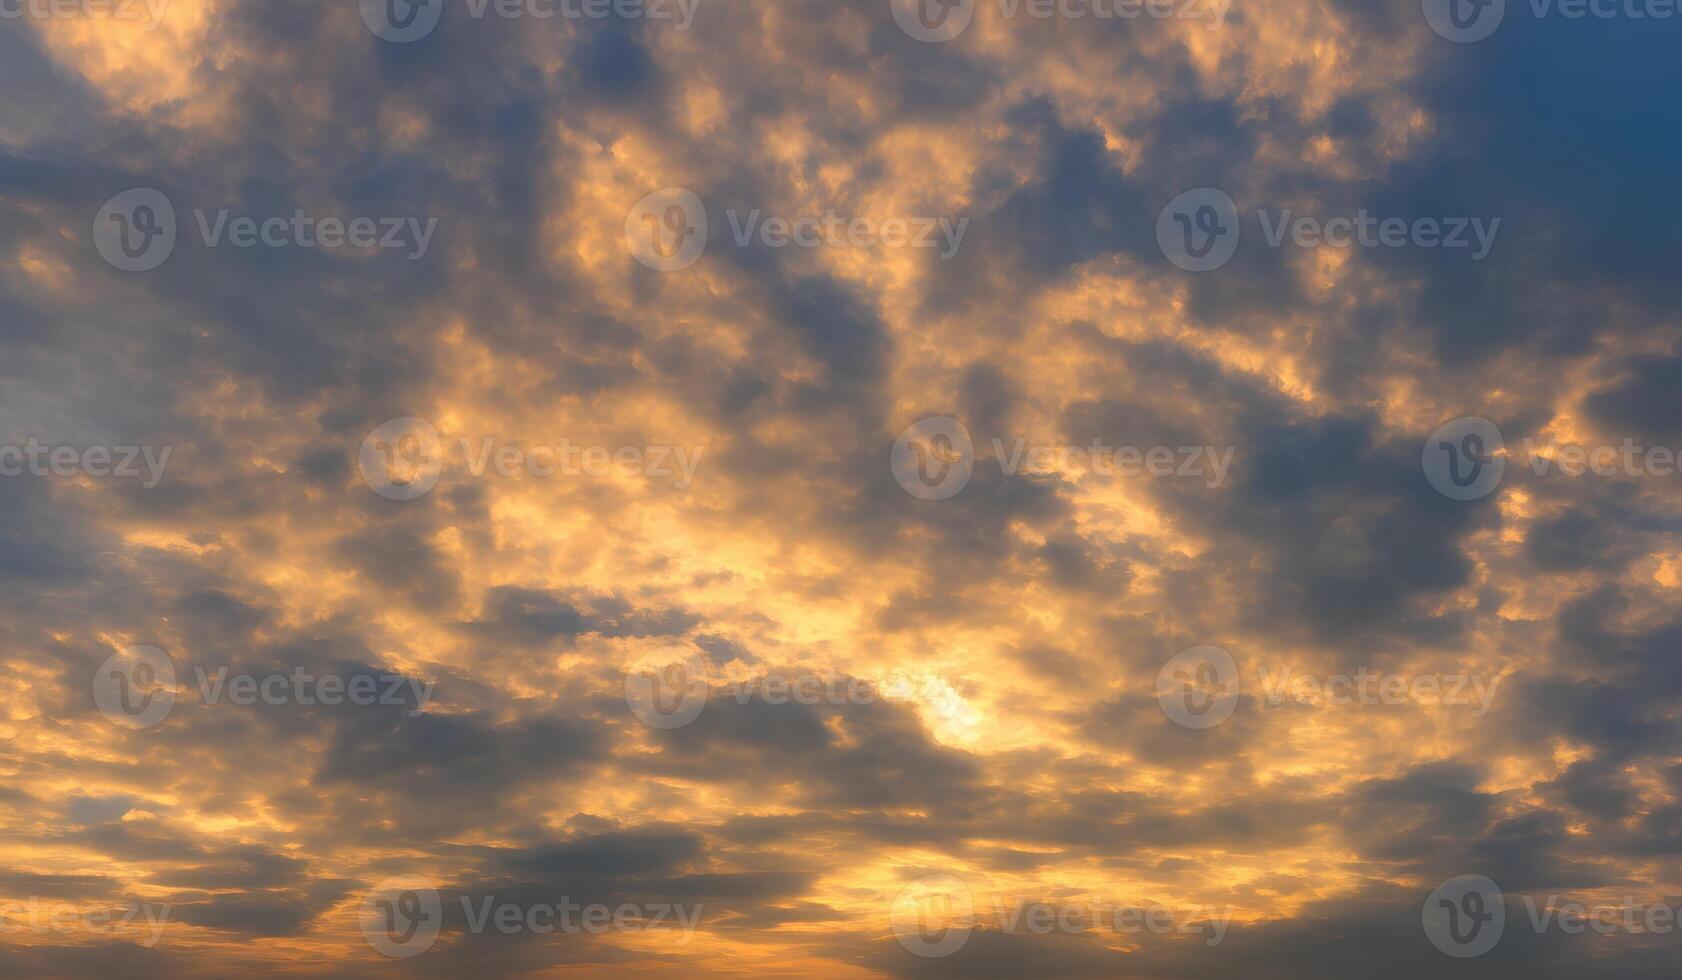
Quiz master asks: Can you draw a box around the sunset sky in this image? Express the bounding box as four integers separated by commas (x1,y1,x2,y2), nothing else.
2,0,1681,976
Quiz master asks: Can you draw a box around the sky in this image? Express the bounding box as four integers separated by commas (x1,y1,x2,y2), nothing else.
2,0,1682,976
